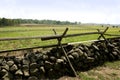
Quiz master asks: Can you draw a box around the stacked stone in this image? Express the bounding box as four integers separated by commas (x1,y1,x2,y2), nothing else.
0,37,120,80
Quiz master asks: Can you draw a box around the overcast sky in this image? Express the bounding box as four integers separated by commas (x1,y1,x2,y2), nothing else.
0,0,120,24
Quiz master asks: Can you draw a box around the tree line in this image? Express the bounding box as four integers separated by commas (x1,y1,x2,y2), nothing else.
0,18,19,26
0,17,80,26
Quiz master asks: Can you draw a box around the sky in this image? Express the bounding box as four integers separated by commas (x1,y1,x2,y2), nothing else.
0,0,120,24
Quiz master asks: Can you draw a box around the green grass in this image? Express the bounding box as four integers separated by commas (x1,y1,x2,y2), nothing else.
0,25,120,80
78,73,96,80
78,61,120,80
103,61,120,69
0,25,120,50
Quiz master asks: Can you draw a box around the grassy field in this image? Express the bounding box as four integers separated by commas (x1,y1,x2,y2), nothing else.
0,24,120,50
0,24,120,80
78,60,120,80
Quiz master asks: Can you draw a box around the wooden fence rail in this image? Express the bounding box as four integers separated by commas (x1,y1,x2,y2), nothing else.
41,32,102,41
0,32,102,41
104,34,120,36
0,36,42,41
0,43,67,53
0,27,120,53
0,27,120,77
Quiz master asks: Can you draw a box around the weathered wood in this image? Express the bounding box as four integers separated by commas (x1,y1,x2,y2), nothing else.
52,28,78,77
0,32,102,41
68,39,104,45
0,43,67,53
41,32,102,41
104,34,120,36
98,27,109,40
60,44,78,77
52,29,57,35
0,36,42,41
1,37,119,53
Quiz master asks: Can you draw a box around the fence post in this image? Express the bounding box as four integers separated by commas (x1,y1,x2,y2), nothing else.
97,27,109,43
53,28,78,77
98,27,109,40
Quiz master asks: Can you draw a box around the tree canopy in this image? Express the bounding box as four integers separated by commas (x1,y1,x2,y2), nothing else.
0,17,80,26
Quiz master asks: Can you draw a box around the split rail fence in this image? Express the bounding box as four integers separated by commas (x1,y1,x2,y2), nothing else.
0,27,120,53
0,27,120,77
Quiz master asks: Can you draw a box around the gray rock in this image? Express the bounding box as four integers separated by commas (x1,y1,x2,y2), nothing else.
0,66,1,70
75,49,84,56
2,60,7,66
67,49,74,55
61,56,67,62
22,65,29,77
39,66,45,73
47,68,56,78
0,60,2,66
9,64,18,72
2,71,13,80
14,58,21,64
28,76,38,80
68,55,74,61
7,61,14,67
15,69,23,76
112,51,118,55
23,71,29,77
30,68,39,76
86,57,94,62
54,63,61,70
37,60,44,66
44,61,53,70
42,54,49,60
14,76,22,80
0,69,8,77
71,52,79,59
78,46,84,51
92,45,99,50
83,52,88,58
107,43,115,48
56,59,64,64
30,63,38,69
114,49,120,54
22,59,30,65
49,56,56,62
84,46,89,51
1,65,9,71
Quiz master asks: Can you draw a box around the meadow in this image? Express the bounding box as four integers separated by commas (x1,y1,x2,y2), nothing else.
0,24,120,51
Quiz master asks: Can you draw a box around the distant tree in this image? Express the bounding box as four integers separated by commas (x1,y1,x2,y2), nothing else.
0,17,79,27
112,26,115,28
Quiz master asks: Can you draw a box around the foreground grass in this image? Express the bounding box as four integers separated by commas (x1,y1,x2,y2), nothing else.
0,25,120,50
78,61,120,80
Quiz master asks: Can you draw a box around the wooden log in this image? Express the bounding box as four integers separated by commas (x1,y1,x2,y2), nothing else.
0,43,67,53
0,36,42,41
41,32,102,41
0,32,102,41
104,34,120,37
98,27,109,40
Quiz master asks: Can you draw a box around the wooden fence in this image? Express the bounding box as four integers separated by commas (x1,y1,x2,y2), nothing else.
0,27,120,53
0,27,120,77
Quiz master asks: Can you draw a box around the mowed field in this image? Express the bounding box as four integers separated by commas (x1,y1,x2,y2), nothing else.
0,24,120,50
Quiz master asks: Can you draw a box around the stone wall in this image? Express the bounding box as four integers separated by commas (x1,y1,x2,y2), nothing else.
0,37,120,80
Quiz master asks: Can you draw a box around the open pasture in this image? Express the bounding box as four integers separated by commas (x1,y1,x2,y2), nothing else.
0,24,120,50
